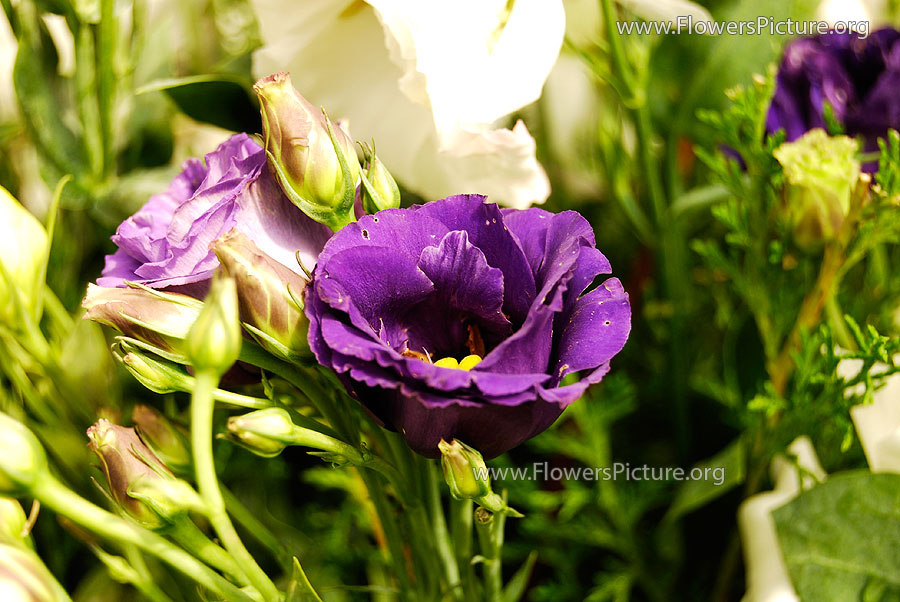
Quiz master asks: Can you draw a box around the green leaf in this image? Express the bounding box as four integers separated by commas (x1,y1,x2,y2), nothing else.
773,471,900,601
502,550,538,602
286,557,324,602
664,437,746,521
137,75,259,133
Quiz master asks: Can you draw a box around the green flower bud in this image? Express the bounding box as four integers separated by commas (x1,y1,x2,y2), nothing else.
0,543,69,602
131,405,192,476
87,419,188,529
438,439,491,500
254,72,360,230
0,498,28,546
226,408,296,458
774,129,861,250
185,274,242,376
359,143,401,214
112,342,192,395
0,413,48,496
82,284,203,360
0,186,49,325
212,230,309,361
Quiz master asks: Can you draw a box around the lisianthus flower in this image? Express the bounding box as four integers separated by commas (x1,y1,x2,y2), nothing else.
739,437,825,602
304,194,630,458
97,133,331,291
767,27,900,168
249,0,563,209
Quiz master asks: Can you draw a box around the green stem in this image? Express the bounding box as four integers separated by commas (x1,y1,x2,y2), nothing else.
359,470,414,599
123,545,177,602
31,475,254,602
475,509,504,602
450,498,476,602
191,369,281,601
426,461,461,599
213,388,273,409
168,516,246,584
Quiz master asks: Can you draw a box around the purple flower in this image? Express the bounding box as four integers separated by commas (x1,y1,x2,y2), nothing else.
98,133,332,291
304,194,631,458
767,28,900,165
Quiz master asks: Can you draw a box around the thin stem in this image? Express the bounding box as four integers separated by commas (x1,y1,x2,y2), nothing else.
475,509,504,602
123,546,177,602
426,461,460,599
191,369,281,601
450,498,476,602
359,470,414,599
31,475,254,602
168,516,246,585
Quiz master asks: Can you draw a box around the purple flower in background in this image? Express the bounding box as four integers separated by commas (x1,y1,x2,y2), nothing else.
98,133,332,291
305,194,631,458
767,27,900,166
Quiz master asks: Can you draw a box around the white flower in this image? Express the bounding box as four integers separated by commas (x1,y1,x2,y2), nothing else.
620,0,712,25
250,0,564,209
845,359,900,473
739,437,826,602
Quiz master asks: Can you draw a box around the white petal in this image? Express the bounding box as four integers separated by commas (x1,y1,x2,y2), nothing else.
366,0,565,131
250,0,551,206
739,437,824,602
851,370,900,472
620,0,712,24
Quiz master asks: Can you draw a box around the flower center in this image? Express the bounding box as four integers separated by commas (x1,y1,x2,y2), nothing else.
434,355,482,371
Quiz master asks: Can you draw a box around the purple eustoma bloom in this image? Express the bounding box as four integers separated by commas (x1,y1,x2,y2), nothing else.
305,194,631,458
767,27,900,167
98,133,331,291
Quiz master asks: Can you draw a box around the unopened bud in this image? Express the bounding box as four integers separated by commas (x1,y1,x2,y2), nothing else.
226,408,296,458
87,419,189,529
212,230,309,360
0,498,28,546
0,413,48,496
254,72,360,230
359,143,400,214
0,543,69,602
112,342,191,395
82,284,202,360
131,405,192,476
439,439,491,500
0,186,49,325
185,274,242,375
774,129,861,250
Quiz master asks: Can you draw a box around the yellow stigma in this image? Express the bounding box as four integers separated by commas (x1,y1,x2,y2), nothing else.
433,354,482,371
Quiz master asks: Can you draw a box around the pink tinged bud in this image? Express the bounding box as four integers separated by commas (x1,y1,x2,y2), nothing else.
0,413,48,497
212,230,310,361
185,274,242,376
86,419,181,529
359,143,401,214
81,284,202,359
254,72,360,230
131,405,192,476
0,543,69,602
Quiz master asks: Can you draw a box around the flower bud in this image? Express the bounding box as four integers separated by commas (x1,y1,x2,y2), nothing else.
0,498,28,546
0,413,48,496
254,72,360,230
131,405,192,476
0,186,49,325
438,439,491,500
359,143,401,214
112,341,192,395
185,274,242,376
774,129,861,250
86,419,186,529
82,284,203,360
226,408,296,458
0,543,69,602
212,230,309,360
